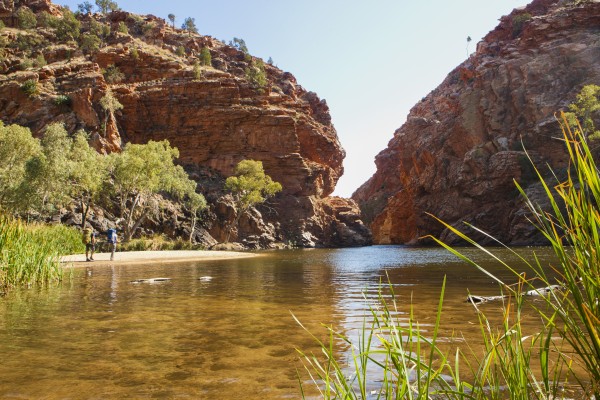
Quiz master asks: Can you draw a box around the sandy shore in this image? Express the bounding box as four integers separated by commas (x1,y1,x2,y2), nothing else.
60,250,260,267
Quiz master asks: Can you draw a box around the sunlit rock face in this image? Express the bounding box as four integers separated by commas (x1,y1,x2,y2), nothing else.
353,0,600,245
0,0,371,247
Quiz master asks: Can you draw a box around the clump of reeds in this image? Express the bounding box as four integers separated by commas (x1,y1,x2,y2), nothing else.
0,215,77,294
297,112,599,398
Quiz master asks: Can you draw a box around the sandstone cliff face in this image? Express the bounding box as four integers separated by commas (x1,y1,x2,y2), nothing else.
354,0,600,245
0,1,371,247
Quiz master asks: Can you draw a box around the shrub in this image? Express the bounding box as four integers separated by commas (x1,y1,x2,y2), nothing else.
175,45,185,57
20,79,39,96
512,13,532,37
16,7,37,30
192,60,201,80
200,47,211,66
117,21,128,34
53,94,72,108
103,64,125,83
130,47,139,60
55,9,81,42
19,57,33,70
245,59,268,93
0,20,5,30
12,33,46,52
80,32,101,54
95,0,119,14
37,11,58,29
34,54,47,68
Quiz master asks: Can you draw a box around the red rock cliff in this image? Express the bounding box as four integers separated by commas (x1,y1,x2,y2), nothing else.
0,1,371,247
353,0,600,245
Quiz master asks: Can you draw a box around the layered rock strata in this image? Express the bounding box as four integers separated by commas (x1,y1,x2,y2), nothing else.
354,0,600,245
0,0,371,247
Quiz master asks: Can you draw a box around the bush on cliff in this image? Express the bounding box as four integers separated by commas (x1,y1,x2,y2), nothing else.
16,7,37,30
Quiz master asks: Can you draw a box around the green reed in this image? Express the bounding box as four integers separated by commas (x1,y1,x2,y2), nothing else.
297,113,597,398
0,215,79,294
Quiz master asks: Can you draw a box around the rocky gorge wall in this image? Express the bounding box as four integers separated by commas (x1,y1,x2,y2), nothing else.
0,1,371,247
354,0,600,245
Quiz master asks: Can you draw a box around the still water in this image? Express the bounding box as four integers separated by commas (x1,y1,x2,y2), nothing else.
0,246,558,399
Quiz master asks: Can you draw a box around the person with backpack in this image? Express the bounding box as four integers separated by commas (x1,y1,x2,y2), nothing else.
82,227,96,262
107,228,118,261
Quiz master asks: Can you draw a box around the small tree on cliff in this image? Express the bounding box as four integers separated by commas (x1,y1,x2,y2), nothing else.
168,13,175,29
224,160,282,242
181,17,197,35
95,0,119,14
109,140,200,242
565,84,600,139
99,90,123,137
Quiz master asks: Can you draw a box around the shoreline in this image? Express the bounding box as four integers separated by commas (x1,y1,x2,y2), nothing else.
60,250,261,267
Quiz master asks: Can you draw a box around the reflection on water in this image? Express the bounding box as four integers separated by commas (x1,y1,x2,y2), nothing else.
0,246,558,399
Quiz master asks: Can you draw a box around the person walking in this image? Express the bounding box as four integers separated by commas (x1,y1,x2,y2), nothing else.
107,228,118,261
82,227,96,262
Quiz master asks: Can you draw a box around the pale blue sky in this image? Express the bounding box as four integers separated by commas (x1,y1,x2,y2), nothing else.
61,0,525,197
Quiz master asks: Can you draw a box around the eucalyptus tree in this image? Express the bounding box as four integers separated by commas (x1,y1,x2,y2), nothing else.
168,13,175,29
224,159,282,242
181,17,197,35
109,140,200,241
19,123,73,216
0,122,41,211
68,130,108,228
95,0,119,14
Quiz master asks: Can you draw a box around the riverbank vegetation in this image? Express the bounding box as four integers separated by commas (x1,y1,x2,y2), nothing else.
298,108,600,396
0,215,82,295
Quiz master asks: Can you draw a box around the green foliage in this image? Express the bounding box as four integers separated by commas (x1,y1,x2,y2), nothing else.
565,84,600,139
167,13,175,29
19,57,33,70
130,47,139,60
175,45,185,57
119,234,204,252
77,1,94,14
12,32,46,52
192,60,201,80
103,64,125,83
0,122,42,211
53,94,72,108
117,21,128,34
0,20,5,30
512,12,532,37
20,79,39,97
37,11,58,29
99,90,123,114
0,215,65,295
95,0,119,14
89,19,110,40
231,37,248,54
19,123,74,215
110,140,200,241
141,21,156,36
181,17,198,34
245,59,268,93
16,7,37,30
224,159,281,242
34,54,47,68
267,56,274,65
54,9,81,42
80,33,101,54
68,130,108,228
200,47,211,66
